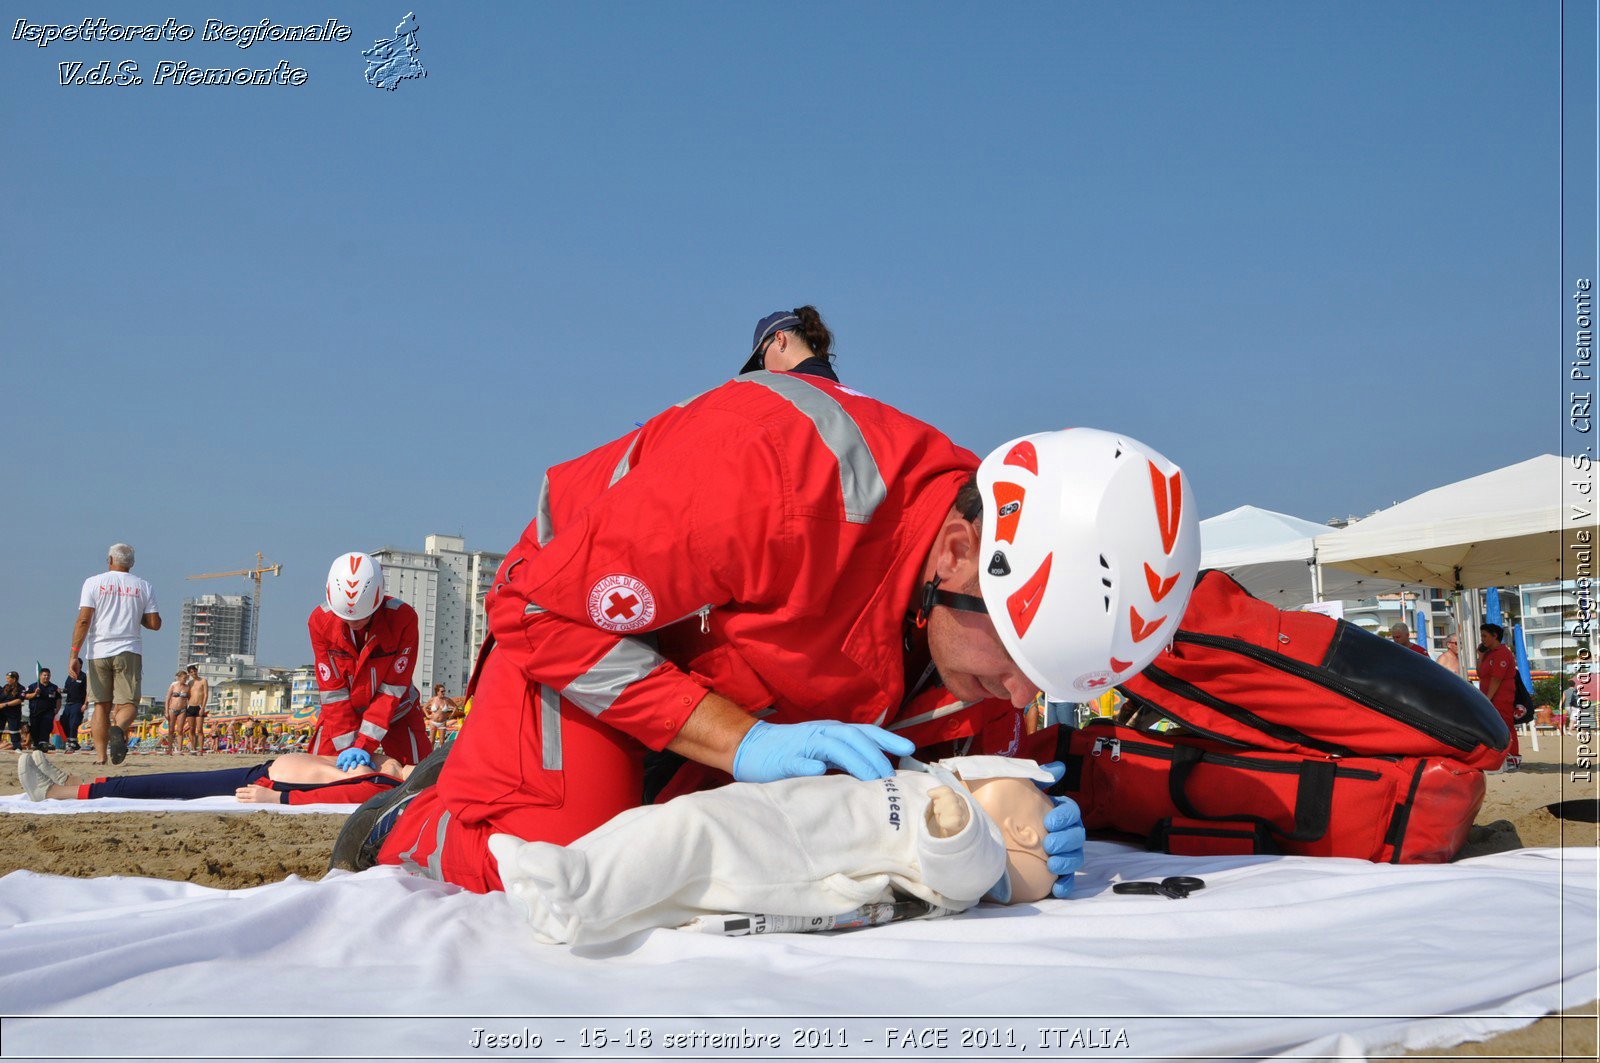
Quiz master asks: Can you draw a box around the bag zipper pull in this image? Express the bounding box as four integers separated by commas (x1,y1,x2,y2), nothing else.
1091,737,1122,760
698,606,711,634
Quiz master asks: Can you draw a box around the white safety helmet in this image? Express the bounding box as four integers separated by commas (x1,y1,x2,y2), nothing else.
325,552,385,623
975,428,1201,700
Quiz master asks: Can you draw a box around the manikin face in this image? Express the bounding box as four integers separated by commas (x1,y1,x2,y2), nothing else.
965,776,1056,903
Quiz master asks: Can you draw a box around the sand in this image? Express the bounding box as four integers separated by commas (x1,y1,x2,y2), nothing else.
0,735,1595,1058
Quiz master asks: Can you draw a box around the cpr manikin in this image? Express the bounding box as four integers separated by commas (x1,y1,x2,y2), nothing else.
489,757,1057,946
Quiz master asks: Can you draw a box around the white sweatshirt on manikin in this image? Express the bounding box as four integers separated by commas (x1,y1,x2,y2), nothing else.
489,758,1024,945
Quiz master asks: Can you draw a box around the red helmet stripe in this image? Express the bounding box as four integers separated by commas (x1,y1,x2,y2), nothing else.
992,482,1026,545
1110,656,1132,672
1003,441,1039,475
348,554,361,575
1005,553,1053,639
1129,606,1165,643
1144,563,1180,602
1148,463,1183,555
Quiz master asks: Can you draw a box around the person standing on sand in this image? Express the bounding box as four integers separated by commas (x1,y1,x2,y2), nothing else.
187,666,209,755
0,673,25,752
73,543,161,765
164,672,189,754
21,669,61,752
59,658,86,753
1477,623,1520,770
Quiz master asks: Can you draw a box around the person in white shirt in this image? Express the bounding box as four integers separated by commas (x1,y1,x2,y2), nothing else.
71,544,161,766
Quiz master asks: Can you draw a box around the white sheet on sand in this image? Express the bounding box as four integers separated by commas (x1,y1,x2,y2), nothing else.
0,842,1593,1062
0,794,352,815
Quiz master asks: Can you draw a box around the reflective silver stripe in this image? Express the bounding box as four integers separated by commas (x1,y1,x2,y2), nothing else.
359,719,387,741
561,639,665,718
331,730,358,751
524,602,546,616
384,597,402,610
396,812,429,877
674,387,712,409
536,474,554,547
609,437,638,487
408,729,419,763
888,699,979,732
737,372,886,524
379,683,408,698
540,685,562,771
424,811,452,882
319,687,350,705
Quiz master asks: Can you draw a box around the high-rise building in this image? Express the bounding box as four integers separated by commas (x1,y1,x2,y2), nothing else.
371,534,506,695
178,594,253,672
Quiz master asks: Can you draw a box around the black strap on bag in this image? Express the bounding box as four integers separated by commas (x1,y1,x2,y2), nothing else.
1166,745,1337,843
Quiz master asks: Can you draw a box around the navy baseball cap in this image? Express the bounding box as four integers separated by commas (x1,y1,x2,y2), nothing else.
752,310,800,354
741,310,800,373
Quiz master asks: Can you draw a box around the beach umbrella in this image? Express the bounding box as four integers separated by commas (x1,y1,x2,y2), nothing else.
1513,624,1534,691
1485,587,1502,626
1414,605,1431,654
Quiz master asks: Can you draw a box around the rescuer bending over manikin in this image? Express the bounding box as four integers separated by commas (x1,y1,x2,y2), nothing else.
489,755,1060,946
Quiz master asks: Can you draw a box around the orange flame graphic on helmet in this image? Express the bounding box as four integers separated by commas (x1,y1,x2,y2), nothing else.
992,482,1025,545
1149,463,1183,555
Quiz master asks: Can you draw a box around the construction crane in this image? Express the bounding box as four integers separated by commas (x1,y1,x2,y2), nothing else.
187,552,282,658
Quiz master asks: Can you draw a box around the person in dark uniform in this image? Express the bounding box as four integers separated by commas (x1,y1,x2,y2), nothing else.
21,669,61,752
60,658,87,751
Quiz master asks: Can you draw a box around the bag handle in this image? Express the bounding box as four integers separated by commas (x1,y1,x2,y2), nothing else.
1167,745,1336,843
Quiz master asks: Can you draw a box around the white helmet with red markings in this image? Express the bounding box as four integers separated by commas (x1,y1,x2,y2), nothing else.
325,552,385,623
975,428,1200,700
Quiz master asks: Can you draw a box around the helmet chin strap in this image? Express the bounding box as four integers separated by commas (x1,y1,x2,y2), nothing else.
911,577,988,629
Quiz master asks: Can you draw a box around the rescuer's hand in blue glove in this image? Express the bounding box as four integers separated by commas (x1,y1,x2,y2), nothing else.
336,748,374,772
1038,761,1087,898
732,720,917,784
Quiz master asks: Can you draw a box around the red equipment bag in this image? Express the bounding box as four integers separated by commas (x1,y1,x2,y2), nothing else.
1117,571,1510,770
1028,722,1485,864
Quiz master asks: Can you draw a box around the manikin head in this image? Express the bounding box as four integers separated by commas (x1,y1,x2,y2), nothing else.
962,775,1057,903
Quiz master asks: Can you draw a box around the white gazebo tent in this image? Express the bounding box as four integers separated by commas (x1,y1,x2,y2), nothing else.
1315,455,1577,591
1314,454,1582,712
1200,505,1405,609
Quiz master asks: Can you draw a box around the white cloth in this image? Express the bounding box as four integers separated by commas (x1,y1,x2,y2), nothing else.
0,794,351,815
78,571,158,658
491,763,1008,945
0,845,1591,1062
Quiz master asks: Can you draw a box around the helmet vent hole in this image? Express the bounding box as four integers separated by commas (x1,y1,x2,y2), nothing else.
1098,554,1110,569
1113,441,1125,458
1103,595,1112,612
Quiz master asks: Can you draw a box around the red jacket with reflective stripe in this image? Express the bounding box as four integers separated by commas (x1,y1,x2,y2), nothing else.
484,373,1017,758
307,598,419,755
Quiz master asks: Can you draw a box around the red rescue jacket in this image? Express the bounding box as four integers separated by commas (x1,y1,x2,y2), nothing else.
486,373,1019,761
308,597,420,756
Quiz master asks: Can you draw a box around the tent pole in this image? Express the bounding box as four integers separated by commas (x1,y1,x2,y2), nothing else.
1310,547,1324,604
1452,567,1470,681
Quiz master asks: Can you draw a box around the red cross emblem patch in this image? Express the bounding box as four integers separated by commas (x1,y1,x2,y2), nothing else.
587,574,657,633
1074,670,1113,693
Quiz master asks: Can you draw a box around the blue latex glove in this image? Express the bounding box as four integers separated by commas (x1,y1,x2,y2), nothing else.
336,748,374,772
1040,761,1087,898
733,720,917,783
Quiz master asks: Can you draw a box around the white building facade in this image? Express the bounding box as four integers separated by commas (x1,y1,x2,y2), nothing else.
371,534,505,696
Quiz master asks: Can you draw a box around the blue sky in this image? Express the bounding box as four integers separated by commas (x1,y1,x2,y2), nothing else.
1,2,1559,674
